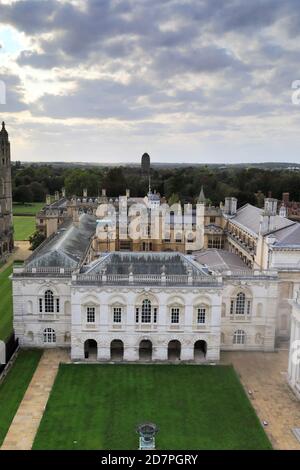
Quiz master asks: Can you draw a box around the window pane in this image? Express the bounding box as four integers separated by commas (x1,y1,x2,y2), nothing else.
197,308,206,324
113,307,122,323
87,306,95,323
171,307,179,324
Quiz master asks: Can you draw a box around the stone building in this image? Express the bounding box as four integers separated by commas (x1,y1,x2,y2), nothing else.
0,122,13,262
288,291,300,399
13,213,279,363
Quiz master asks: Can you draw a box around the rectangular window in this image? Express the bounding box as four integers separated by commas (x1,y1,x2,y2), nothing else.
135,307,139,323
39,298,43,313
56,298,60,313
87,306,95,323
171,307,180,324
113,307,122,323
153,307,157,323
230,300,234,315
247,301,251,315
197,308,206,324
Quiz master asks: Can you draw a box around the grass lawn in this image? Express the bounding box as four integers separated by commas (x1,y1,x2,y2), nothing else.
0,265,13,341
33,364,272,450
13,202,44,216
0,350,42,445
13,216,36,241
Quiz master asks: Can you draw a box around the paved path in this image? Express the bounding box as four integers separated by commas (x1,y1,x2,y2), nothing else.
0,241,31,273
1,349,69,450
221,349,300,450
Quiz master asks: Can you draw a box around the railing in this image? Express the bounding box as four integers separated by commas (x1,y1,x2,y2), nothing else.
74,272,221,286
226,232,255,256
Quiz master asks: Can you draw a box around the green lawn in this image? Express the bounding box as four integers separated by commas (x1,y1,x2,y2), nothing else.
13,202,44,216
0,265,13,341
33,364,272,450
13,216,36,241
0,350,42,445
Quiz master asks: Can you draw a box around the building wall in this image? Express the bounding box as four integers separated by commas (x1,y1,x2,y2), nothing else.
70,286,221,362
288,296,300,399
220,279,278,351
0,124,13,261
13,276,71,348
12,273,279,361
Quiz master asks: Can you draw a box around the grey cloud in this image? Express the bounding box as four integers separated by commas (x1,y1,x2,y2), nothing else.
0,71,27,113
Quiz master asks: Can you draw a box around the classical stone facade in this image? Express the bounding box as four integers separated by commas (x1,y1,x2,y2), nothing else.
0,122,13,261
13,216,279,363
288,292,300,399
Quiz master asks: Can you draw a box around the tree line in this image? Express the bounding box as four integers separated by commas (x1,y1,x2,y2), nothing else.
11,162,300,207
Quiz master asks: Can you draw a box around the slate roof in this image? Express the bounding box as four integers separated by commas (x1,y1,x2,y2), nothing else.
193,249,251,273
231,203,294,236
272,223,300,248
25,213,96,269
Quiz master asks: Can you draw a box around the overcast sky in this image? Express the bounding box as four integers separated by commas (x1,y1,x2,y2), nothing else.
0,0,300,164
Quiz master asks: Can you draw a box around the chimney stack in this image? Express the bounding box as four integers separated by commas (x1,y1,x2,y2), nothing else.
224,197,237,216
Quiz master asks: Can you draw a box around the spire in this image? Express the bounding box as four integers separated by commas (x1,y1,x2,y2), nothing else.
0,120,8,141
198,185,206,203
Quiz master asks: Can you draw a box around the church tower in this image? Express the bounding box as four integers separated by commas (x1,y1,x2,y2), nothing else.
0,121,13,260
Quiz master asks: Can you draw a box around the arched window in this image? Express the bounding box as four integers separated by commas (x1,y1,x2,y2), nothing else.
43,328,56,343
136,299,157,324
230,291,251,316
45,290,54,313
233,330,246,345
39,290,60,314
141,299,151,323
236,292,245,315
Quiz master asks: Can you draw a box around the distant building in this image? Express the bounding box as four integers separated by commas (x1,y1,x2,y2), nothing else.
0,122,13,261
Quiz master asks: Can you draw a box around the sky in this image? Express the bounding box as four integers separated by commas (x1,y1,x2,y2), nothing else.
0,0,300,164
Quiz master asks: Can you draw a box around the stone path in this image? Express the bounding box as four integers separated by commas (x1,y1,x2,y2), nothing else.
221,349,300,450
0,241,31,273
1,349,69,450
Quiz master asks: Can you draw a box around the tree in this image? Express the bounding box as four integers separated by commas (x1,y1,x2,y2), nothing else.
29,231,46,251
13,185,33,204
29,182,47,202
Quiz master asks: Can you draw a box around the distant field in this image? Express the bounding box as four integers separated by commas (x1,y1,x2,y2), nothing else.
13,216,36,241
0,265,13,341
13,202,44,216
33,364,271,450
0,350,42,446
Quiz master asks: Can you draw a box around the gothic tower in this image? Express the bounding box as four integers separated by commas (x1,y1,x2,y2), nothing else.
0,121,13,260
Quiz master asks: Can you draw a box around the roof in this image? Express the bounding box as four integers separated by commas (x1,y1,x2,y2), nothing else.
193,249,251,273
231,203,294,236
82,251,211,277
272,223,300,248
25,213,96,269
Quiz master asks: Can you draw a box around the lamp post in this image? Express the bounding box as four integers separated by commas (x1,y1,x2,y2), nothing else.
136,423,158,450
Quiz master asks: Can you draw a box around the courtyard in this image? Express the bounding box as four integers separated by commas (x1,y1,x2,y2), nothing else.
32,363,271,450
